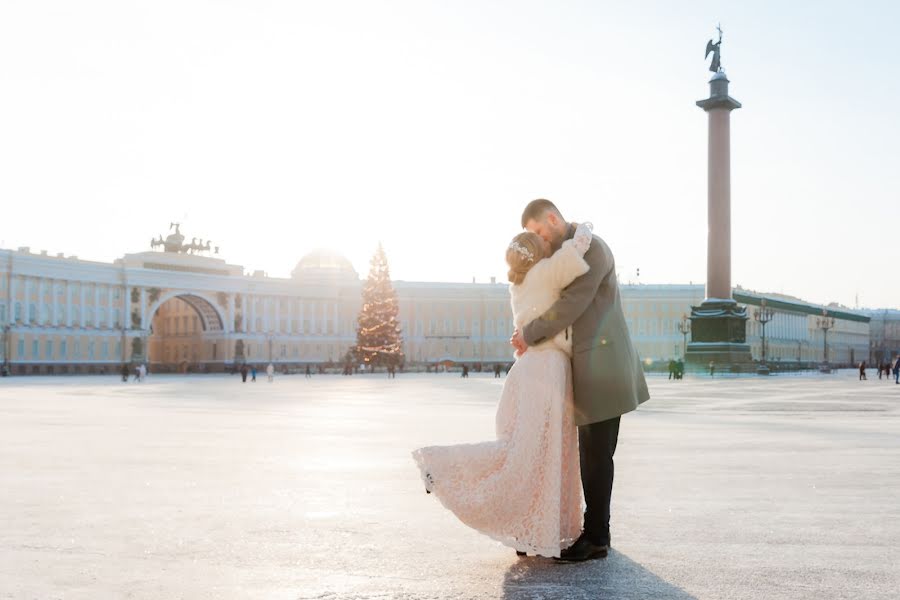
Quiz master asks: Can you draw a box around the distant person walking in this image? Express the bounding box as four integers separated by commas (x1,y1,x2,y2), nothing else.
893,356,900,384
121,363,130,382
251,366,257,382
305,364,312,378
709,361,716,377
493,364,501,378
859,361,867,380
461,365,469,378
240,364,248,382
266,363,275,382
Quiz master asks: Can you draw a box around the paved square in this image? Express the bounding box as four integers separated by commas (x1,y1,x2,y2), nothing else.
1,371,898,599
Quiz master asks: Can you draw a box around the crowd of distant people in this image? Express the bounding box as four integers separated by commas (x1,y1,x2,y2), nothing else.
859,358,900,383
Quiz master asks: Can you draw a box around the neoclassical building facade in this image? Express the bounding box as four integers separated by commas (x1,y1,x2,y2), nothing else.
0,228,874,374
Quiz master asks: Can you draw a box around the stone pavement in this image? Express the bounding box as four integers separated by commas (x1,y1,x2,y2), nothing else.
1,371,898,599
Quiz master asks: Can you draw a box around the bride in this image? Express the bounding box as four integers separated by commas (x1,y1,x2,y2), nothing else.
412,222,594,558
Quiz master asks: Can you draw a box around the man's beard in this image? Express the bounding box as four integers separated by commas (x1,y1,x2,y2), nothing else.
550,228,566,253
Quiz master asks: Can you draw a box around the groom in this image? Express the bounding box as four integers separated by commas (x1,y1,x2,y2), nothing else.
511,198,650,562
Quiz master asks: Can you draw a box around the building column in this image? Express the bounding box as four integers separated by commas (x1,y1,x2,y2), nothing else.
7,275,14,324
22,277,30,323
79,282,87,327
66,281,73,327
140,287,147,329
52,280,59,326
107,287,114,328
37,278,46,325
125,285,132,329
274,297,280,333
286,299,294,334
334,303,339,337
94,285,102,328
299,300,304,334
228,293,236,333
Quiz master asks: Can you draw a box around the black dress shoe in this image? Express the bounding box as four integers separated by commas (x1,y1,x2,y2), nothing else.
555,534,608,562
516,550,527,557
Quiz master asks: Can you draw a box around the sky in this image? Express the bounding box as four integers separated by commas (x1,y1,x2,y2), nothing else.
1,1,898,308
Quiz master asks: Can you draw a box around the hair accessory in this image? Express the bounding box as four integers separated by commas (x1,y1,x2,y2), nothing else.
508,241,535,263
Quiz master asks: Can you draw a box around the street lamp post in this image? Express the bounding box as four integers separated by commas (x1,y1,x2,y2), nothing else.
753,299,775,375
677,314,691,359
816,310,835,373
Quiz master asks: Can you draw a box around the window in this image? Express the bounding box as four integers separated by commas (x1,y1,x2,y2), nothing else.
73,340,81,359
32,340,39,359
88,341,95,360
60,340,67,359
46,340,53,359
28,303,37,323
102,342,109,359
17,337,25,358
0,303,5,324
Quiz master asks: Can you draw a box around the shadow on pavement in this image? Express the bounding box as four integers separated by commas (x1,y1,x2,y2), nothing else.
502,549,697,600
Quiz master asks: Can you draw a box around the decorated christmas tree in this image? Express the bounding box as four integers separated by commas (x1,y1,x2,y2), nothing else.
354,244,404,370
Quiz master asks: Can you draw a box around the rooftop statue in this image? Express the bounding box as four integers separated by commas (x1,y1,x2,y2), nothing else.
705,24,724,73
150,222,218,255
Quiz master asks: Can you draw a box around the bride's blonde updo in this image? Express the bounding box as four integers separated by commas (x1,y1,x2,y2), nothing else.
506,232,545,285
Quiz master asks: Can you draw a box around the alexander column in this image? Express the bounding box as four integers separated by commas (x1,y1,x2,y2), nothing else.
685,25,753,371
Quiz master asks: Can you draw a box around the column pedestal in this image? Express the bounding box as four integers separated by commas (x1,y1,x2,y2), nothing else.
685,299,752,371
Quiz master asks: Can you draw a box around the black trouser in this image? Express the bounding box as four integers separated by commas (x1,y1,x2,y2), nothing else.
578,415,621,546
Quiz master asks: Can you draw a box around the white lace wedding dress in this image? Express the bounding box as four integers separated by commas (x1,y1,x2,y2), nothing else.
412,224,593,558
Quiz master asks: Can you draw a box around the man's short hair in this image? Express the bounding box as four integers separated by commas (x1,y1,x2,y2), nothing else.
521,198,564,228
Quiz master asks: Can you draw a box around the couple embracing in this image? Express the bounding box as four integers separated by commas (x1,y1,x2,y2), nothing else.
413,199,649,562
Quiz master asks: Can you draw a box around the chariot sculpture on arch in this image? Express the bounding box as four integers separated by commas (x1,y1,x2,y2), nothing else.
150,222,219,255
